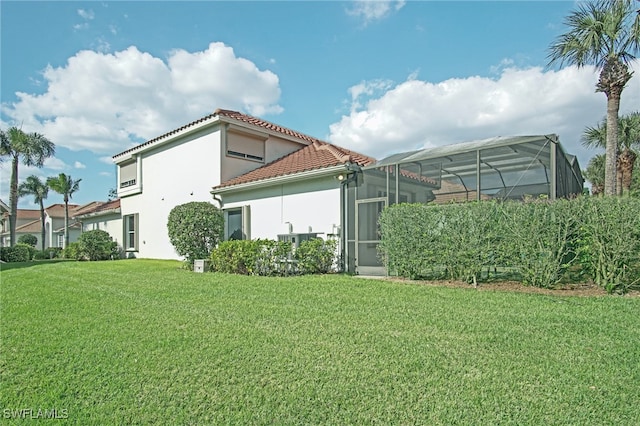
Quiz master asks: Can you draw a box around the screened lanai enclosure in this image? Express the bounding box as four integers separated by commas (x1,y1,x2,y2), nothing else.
343,134,584,275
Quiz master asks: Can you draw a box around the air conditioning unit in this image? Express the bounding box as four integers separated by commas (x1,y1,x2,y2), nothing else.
277,233,319,248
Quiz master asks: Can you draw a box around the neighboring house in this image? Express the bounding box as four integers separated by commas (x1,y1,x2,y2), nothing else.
112,108,337,259
0,200,7,247
1,208,41,247
73,199,123,248
43,203,83,248
0,203,97,248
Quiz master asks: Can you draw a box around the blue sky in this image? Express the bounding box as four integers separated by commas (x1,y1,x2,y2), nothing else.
2,1,639,208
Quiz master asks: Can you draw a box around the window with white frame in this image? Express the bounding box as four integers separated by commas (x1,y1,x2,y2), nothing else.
123,213,139,251
57,233,64,248
225,206,250,240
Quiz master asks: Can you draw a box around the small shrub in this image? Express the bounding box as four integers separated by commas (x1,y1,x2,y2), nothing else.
575,197,640,294
63,242,81,260
18,234,38,247
502,199,579,288
47,247,63,259
167,202,224,265
295,238,338,274
32,250,47,260
78,230,118,261
211,238,338,276
211,240,259,275
0,245,31,262
256,240,295,276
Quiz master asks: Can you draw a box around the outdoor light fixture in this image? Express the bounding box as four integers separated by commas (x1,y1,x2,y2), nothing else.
337,174,346,181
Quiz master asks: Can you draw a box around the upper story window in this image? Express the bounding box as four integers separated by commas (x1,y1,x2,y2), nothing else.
119,161,137,188
226,128,265,163
117,157,141,197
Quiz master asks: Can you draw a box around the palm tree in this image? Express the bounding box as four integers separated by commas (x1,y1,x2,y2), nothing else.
583,154,606,195
18,175,49,251
0,127,55,245
582,112,640,195
47,173,81,248
548,0,640,196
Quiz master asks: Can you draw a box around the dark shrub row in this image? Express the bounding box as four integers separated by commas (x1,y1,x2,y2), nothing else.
210,238,338,276
379,197,640,294
1,244,34,262
1,231,120,263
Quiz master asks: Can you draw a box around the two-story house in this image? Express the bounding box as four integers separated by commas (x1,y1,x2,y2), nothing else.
112,108,364,259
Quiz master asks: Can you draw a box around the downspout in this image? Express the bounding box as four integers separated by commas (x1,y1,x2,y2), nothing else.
211,193,224,209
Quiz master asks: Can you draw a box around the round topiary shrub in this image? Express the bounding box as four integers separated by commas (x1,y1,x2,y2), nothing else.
18,234,38,247
78,229,118,261
167,201,224,265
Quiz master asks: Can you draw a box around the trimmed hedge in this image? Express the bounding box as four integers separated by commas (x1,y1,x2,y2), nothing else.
379,197,640,293
18,234,38,247
210,238,338,276
167,201,224,266
0,244,33,263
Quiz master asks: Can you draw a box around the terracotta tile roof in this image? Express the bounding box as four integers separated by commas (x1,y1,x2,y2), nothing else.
45,204,80,218
74,199,121,218
71,201,103,217
112,108,318,159
4,209,41,220
213,109,319,144
54,222,82,233
15,219,42,233
214,140,375,190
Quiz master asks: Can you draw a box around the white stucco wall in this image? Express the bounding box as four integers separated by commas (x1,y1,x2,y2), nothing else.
116,120,312,260
81,213,123,247
119,128,223,260
221,176,342,241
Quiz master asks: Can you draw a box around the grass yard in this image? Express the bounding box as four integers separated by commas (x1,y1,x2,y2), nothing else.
1,260,639,424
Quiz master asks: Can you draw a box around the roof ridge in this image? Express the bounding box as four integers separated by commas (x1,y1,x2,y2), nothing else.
315,141,351,163
214,108,318,144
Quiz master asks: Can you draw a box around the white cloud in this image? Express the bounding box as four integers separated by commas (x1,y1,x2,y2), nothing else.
2,43,283,155
74,161,86,169
328,62,640,169
347,0,405,26
43,157,68,171
77,9,95,20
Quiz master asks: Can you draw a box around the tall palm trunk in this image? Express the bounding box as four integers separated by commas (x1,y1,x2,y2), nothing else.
64,195,69,248
603,89,621,196
9,155,19,246
619,149,637,196
38,200,46,252
598,57,631,196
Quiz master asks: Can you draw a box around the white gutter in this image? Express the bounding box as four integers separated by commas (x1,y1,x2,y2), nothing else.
212,164,349,195
73,208,121,220
113,115,222,163
112,114,317,164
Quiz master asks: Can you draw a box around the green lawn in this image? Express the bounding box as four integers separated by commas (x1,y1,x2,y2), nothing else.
1,260,639,424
